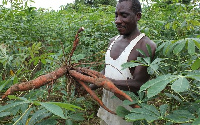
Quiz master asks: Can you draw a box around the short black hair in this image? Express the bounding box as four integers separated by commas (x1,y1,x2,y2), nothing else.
118,0,142,13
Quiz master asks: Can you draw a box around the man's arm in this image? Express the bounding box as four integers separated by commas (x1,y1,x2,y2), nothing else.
109,65,150,93
110,39,157,93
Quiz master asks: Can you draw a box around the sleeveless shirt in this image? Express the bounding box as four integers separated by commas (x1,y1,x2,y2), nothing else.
97,33,145,125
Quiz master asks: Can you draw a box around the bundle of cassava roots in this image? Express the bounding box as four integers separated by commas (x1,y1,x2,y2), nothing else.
2,27,137,114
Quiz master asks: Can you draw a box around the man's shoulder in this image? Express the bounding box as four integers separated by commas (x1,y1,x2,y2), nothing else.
108,35,120,44
140,36,157,50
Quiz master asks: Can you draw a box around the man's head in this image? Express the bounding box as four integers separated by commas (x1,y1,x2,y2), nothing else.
118,0,142,14
115,0,142,36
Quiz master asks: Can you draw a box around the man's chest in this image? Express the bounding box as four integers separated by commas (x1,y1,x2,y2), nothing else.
110,41,139,61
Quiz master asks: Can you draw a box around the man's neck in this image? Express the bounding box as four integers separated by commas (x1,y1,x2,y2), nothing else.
122,29,140,41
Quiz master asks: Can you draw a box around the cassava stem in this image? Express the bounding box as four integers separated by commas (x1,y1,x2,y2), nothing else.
68,27,84,65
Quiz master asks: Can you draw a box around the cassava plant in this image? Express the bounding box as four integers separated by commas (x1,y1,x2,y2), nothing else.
117,2,200,124
0,0,200,124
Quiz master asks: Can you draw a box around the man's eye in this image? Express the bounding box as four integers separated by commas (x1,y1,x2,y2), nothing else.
122,14,128,18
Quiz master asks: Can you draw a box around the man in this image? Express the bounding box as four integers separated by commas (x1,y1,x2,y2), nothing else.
90,0,156,124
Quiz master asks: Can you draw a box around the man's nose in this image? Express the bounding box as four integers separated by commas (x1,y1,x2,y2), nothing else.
115,16,122,24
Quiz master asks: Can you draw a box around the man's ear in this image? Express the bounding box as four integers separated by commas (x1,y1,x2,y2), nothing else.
136,12,141,21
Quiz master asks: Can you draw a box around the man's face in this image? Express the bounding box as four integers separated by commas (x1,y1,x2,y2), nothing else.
115,1,140,35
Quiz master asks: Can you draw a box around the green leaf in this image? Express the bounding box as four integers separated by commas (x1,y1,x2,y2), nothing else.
28,47,34,58
126,104,159,123
39,102,65,119
35,42,42,49
29,109,52,125
36,118,58,125
116,106,130,118
147,80,170,98
165,41,178,56
140,75,177,98
191,58,200,70
146,44,152,57
171,77,190,93
162,41,171,55
142,104,160,116
140,75,172,91
147,58,163,75
33,57,39,65
136,49,147,57
69,113,85,121
8,95,21,100
166,110,195,123
121,62,141,70
173,40,186,55
0,101,29,112
0,112,10,117
159,104,169,117
192,117,200,125
194,40,200,50
155,41,166,53
41,58,46,64
165,93,182,102
143,57,151,65
186,71,200,81
21,108,32,125
0,79,11,91
188,40,195,55
49,102,83,111
65,119,73,125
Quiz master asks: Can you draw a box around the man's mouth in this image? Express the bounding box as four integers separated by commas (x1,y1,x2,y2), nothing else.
116,25,125,30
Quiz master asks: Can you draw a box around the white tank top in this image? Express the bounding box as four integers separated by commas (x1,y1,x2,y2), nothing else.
105,33,145,80
97,33,145,125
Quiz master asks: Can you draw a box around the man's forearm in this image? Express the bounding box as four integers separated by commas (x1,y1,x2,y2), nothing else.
109,78,144,93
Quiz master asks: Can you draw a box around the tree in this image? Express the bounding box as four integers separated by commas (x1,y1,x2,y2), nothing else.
75,0,117,6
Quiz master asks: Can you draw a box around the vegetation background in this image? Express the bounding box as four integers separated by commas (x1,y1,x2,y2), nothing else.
0,0,199,124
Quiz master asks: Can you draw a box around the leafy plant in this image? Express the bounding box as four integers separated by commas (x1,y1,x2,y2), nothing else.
0,0,199,124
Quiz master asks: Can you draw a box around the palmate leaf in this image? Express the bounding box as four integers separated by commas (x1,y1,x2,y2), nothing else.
126,104,160,123
0,112,10,117
28,109,52,125
121,62,141,70
159,104,169,117
171,77,190,93
140,74,178,98
192,117,200,125
188,39,196,55
136,49,147,57
191,58,200,70
166,110,195,123
165,93,182,102
194,40,200,50
173,39,186,55
36,118,58,125
164,40,178,56
186,71,200,81
142,104,160,116
155,41,166,53
49,102,83,111
69,112,85,121
116,106,130,118
146,44,152,57
21,107,33,125
0,101,29,112
148,58,163,75
39,102,65,119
